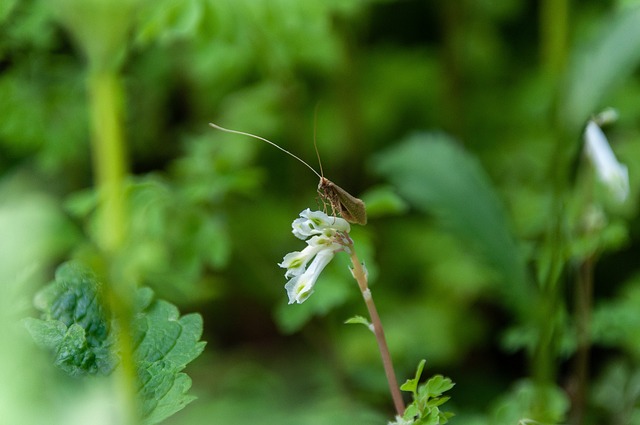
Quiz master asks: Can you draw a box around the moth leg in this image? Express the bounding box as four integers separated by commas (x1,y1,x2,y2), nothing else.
317,188,339,223
315,192,329,214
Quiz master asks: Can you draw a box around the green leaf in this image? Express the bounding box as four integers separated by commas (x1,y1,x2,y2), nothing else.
25,262,116,376
344,315,372,330
400,359,426,395
26,261,206,424
396,360,455,425
374,132,535,318
361,185,410,218
560,7,640,136
135,0,204,46
0,0,18,23
423,375,455,398
132,288,207,424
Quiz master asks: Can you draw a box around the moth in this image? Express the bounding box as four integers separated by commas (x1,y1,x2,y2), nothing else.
208,122,367,225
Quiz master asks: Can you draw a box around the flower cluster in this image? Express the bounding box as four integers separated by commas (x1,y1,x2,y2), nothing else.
279,209,352,304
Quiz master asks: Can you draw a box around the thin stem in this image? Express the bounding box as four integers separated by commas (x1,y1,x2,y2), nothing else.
531,0,570,418
570,254,595,425
348,246,405,416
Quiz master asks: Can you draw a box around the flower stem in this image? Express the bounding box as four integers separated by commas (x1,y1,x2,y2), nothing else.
348,247,405,416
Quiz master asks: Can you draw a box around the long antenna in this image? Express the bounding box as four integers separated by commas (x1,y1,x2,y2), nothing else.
313,104,325,178
209,123,322,179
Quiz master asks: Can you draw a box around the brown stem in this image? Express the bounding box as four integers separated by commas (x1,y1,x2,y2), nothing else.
348,247,405,416
570,255,594,425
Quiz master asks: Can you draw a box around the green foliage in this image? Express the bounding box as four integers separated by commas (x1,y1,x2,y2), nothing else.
592,275,640,358
592,360,640,425
25,262,205,424
345,315,373,330
3,0,640,424
361,185,410,219
374,132,534,318
25,262,114,376
133,289,207,425
485,380,569,425
560,7,640,135
391,360,454,425
66,176,233,302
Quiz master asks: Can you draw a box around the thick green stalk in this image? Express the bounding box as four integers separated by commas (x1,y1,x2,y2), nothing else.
348,247,405,416
88,70,138,425
541,0,569,76
89,72,127,253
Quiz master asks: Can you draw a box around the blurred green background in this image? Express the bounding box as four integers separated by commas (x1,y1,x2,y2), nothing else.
3,0,640,424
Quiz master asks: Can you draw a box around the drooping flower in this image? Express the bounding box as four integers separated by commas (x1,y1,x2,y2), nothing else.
284,250,335,304
280,209,352,304
584,119,629,203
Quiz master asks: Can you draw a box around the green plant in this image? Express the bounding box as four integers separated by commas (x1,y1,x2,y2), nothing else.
390,360,454,425
25,262,206,424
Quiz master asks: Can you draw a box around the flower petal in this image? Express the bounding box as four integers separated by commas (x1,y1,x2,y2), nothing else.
284,250,335,304
292,209,351,239
584,121,629,202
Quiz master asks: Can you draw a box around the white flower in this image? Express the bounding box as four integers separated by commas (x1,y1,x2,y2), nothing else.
292,208,350,239
593,107,619,127
279,245,324,278
280,209,352,304
584,120,629,203
279,235,341,278
284,250,335,304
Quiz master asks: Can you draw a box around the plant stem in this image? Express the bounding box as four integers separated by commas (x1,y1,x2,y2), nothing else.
88,69,138,425
532,0,570,419
540,0,569,76
569,254,594,425
348,247,405,416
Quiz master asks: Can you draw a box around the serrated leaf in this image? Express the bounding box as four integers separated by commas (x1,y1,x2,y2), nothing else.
26,262,116,376
424,375,455,397
27,261,206,423
133,298,206,424
398,364,455,425
143,372,196,425
24,318,66,348
430,396,451,408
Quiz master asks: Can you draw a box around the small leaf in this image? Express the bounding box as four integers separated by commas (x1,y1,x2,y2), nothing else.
424,375,455,398
401,359,427,394
344,315,373,331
